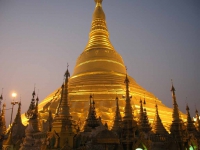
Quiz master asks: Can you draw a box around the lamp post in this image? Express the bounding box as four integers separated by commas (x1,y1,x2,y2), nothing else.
10,92,18,126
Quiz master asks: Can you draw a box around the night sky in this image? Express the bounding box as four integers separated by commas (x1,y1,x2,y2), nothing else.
0,0,199,127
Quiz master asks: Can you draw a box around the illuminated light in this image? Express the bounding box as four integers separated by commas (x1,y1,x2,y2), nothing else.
12,92,17,98
189,146,194,150
136,148,143,150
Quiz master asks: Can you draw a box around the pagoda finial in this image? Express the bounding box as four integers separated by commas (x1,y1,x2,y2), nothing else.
52,68,74,134
152,103,168,134
35,96,39,116
171,79,175,92
186,104,196,132
83,95,99,131
32,85,36,99
143,93,146,105
95,0,103,5
84,0,114,52
111,96,122,133
26,89,36,119
123,69,133,121
170,81,180,122
124,66,129,84
64,63,70,78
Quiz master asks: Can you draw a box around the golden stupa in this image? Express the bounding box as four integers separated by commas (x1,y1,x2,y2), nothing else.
22,0,186,129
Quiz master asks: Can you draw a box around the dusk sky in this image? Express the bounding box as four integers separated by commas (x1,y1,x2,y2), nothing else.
0,0,199,126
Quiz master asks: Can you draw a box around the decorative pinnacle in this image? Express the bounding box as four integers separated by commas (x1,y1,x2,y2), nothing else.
140,98,142,104
124,66,129,84
186,104,189,111
64,63,70,78
143,93,146,105
0,88,3,100
171,79,175,92
36,96,39,102
32,85,36,98
95,0,103,4
144,99,146,105
89,94,93,104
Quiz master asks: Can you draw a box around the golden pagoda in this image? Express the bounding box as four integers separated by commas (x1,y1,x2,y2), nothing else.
22,0,186,129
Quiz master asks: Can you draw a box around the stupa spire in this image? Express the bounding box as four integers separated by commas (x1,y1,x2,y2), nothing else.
186,104,196,132
171,80,180,121
123,72,133,120
52,66,73,132
111,96,122,133
195,109,200,132
169,81,185,149
13,102,22,124
59,65,70,116
10,101,26,146
152,103,168,135
84,0,114,52
84,95,100,132
25,89,40,132
139,98,152,133
121,70,138,149
83,94,93,132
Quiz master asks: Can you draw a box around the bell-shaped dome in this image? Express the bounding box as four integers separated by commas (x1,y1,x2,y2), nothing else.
25,0,187,130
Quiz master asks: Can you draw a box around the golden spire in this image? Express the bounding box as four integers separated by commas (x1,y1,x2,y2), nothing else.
170,80,185,139
52,66,74,133
59,66,70,116
84,0,114,52
95,0,103,4
121,70,138,149
152,104,168,135
111,96,122,133
123,73,133,120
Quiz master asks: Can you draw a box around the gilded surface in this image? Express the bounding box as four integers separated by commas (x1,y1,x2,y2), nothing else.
21,0,186,130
